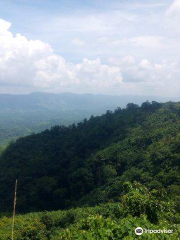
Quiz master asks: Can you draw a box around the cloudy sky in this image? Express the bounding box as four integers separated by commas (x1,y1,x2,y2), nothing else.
0,0,180,96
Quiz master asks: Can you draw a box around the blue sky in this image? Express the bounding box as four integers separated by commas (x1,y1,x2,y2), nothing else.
0,0,180,96
0,0,171,60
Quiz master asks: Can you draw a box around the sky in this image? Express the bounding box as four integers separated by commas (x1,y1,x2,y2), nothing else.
0,0,180,96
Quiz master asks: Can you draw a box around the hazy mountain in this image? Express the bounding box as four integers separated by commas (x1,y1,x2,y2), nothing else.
1,101,180,213
0,92,179,149
0,92,179,111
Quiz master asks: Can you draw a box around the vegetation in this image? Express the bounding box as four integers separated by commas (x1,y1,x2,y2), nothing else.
1,100,180,238
0,101,180,212
0,182,180,239
0,109,85,149
0,93,176,149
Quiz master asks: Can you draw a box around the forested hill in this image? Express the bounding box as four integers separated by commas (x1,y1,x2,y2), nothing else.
1,92,176,149
0,101,180,214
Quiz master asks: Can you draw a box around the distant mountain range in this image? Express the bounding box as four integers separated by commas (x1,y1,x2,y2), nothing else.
1,101,180,238
0,92,179,149
1,101,180,214
0,92,179,111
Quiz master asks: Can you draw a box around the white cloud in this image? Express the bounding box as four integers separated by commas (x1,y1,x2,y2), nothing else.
130,36,165,49
0,18,123,93
121,58,180,87
0,18,11,34
9,1,180,65
167,0,180,16
99,36,167,50
71,38,85,47
0,15,180,97
166,0,180,34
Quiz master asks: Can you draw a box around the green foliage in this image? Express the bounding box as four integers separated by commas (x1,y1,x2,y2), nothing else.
1,100,180,238
1,93,156,150
1,101,180,213
0,183,180,239
15,219,48,240
121,182,173,223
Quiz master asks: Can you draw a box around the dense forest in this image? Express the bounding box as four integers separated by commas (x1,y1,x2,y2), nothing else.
0,101,180,211
1,101,180,239
0,93,177,149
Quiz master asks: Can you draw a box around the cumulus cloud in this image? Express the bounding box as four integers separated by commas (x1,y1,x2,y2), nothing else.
106,55,180,96
0,16,180,96
122,59,180,96
0,18,122,93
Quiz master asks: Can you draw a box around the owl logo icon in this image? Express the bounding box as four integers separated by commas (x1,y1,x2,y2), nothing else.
135,227,143,235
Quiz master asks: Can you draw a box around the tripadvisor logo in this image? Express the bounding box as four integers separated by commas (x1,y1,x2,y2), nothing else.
135,227,174,235
135,227,143,235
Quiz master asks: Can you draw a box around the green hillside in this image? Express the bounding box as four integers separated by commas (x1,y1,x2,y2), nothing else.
0,93,178,149
1,101,180,239
1,101,180,213
0,182,180,239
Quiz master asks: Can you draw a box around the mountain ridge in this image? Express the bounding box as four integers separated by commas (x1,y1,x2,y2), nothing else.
0,92,179,110
1,92,179,149
0,101,180,214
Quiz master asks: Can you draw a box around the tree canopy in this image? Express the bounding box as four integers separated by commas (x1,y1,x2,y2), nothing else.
1,101,180,215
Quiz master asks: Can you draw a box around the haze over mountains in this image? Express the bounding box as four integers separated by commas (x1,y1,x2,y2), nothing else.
0,92,179,111
1,100,180,214
0,92,179,149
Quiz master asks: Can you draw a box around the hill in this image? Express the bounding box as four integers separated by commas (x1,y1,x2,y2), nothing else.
0,92,177,111
1,182,180,239
0,101,180,215
0,92,178,149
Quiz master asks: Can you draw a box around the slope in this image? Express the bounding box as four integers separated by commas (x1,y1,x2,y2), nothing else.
0,92,178,149
0,101,180,214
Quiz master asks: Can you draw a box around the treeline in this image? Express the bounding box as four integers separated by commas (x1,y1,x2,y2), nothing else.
0,101,180,214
